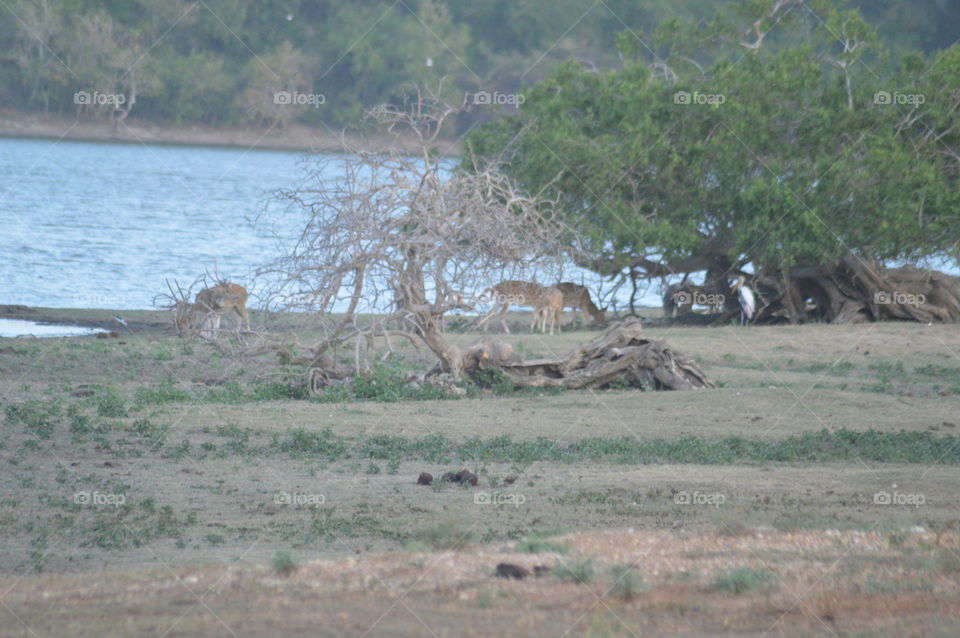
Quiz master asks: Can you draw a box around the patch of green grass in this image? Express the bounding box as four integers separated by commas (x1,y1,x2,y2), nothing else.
712,567,778,595
307,507,404,544
352,360,453,402
202,381,246,404
150,345,175,362
272,549,297,574
275,427,347,460
215,424,255,456
470,367,516,395
210,428,960,466
311,359,476,403
554,558,595,584
94,386,127,418
515,533,569,554
170,440,191,459
608,564,648,600
67,404,94,436
412,521,476,550
552,490,619,506
135,378,192,405
74,502,192,551
252,381,309,401
887,530,908,549
4,400,60,439
914,364,960,380
833,361,854,376
130,418,169,451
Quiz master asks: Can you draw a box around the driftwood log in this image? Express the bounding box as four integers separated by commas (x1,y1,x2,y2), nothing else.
463,317,712,391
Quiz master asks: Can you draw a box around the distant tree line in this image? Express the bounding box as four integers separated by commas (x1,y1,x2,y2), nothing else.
0,0,957,132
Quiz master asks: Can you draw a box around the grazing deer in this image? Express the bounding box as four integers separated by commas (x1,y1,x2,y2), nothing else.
533,286,564,335
555,282,606,326
174,283,250,338
475,281,549,333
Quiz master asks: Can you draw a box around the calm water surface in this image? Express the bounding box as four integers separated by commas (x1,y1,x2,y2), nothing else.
1,137,646,312
1,137,307,309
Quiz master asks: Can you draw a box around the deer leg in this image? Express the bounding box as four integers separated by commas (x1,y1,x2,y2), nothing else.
235,305,250,331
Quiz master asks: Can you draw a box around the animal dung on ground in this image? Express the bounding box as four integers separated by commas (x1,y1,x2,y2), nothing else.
417,472,433,485
441,470,479,486
495,563,530,580
455,470,479,486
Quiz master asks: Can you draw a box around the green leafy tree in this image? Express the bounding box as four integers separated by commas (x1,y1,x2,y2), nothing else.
237,41,313,128
465,0,960,323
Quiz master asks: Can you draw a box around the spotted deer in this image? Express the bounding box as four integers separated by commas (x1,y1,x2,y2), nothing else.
174,283,250,338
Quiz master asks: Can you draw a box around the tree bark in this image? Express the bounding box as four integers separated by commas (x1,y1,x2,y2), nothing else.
463,318,712,391
750,258,960,324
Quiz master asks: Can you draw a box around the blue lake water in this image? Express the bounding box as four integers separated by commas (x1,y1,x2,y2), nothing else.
1,136,630,312
1,137,305,309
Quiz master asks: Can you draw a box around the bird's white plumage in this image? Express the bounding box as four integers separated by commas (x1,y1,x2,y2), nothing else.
737,284,755,319
730,275,756,325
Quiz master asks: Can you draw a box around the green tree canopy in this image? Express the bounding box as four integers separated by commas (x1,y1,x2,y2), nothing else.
464,0,959,322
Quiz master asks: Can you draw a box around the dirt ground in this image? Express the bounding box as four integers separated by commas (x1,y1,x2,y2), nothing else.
1,306,958,636
4,528,959,637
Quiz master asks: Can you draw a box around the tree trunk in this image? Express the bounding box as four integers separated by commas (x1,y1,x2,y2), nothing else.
753,258,960,324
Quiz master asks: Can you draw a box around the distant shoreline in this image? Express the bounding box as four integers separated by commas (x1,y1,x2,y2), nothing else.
0,111,461,155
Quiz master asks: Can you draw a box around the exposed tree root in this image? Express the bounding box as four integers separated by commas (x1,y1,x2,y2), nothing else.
755,257,960,324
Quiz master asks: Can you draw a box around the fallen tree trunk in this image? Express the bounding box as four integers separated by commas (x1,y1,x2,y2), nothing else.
462,318,712,391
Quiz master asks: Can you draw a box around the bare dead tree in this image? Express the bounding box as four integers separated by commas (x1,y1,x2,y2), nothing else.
257,85,567,379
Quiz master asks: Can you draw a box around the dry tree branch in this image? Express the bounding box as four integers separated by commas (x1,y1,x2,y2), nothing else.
256,84,566,379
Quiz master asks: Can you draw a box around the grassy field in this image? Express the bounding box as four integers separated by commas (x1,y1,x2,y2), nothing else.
1,307,958,636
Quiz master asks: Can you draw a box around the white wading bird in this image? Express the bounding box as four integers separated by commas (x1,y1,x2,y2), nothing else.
730,275,755,326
